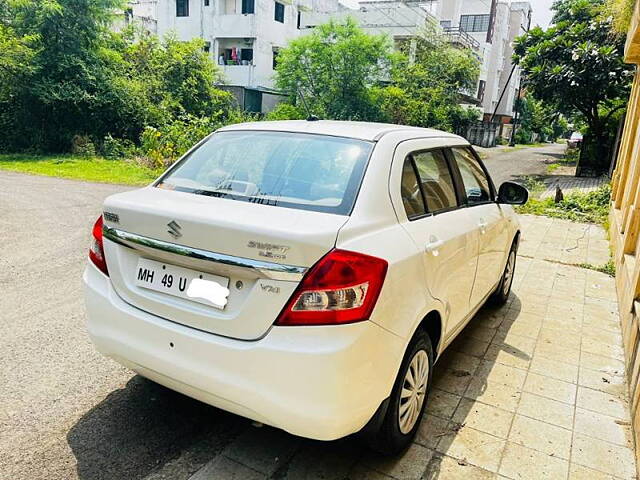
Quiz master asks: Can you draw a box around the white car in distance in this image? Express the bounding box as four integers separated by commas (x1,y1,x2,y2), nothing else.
83,120,527,453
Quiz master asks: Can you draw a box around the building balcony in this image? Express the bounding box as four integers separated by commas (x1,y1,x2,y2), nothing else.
442,27,480,51
221,64,255,86
212,14,257,38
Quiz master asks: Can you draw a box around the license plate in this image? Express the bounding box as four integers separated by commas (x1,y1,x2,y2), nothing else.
135,258,230,309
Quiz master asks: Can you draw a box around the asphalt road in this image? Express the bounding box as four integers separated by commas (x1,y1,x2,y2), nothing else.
0,143,562,479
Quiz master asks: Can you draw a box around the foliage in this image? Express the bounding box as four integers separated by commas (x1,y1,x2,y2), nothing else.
274,19,481,132
265,102,306,121
138,110,257,167
514,93,568,143
602,0,637,35
578,259,616,276
375,27,482,131
0,1,235,153
0,153,162,185
274,18,393,120
513,0,634,171
516,183,612,225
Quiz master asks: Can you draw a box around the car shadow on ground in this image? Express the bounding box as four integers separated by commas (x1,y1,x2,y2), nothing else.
67,297,521,479
66,375,248,480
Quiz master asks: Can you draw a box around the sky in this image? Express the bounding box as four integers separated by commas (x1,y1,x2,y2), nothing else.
530,0,554,28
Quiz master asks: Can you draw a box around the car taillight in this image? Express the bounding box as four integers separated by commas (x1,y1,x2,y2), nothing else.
89,215,109,276
275,249,388,326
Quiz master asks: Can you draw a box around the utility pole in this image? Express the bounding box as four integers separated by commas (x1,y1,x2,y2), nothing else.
509,6,533,146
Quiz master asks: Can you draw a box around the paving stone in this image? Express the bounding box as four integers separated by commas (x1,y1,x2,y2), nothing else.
573,408,633,447
423,453,495,480
578,367,626,397
435,426,506,473
425,389,461,420
508,415,572,459
451,397,513,439
571,434,637,479
483,343,532,370
581,337,625,361
499,442,569,480
280,440,362,480
534,343,581,366
189,456,265,480
221,427,300,476
568,463,617,480
529,356,579,384
415,414,450,450
362,442,433,480
517,392,574,430
579,352,625,373
575,387,629,420
464,377,522,412
523,372,577,405
432,368,475,397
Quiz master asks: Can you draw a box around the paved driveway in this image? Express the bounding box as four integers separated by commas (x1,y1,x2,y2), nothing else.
1,169,635,479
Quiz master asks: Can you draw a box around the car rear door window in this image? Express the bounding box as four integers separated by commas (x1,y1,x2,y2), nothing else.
400,157,427,219
412,150,458,213
450,147,492,205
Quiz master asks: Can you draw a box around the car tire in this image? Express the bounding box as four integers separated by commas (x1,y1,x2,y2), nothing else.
490,239,518,305
365,329,434,455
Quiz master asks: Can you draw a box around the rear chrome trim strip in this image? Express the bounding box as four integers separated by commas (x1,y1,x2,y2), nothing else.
103,226,307,282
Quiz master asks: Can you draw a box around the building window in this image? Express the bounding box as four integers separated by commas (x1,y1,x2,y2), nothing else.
477,80,486,102
204,41,211,54
176,0,189,16
297,10,301,29
272,49,279,70
459,14,490,32
242,0,254,14
275,2,284,23
204,0,209,5
240,48,254,63
440,20,451,29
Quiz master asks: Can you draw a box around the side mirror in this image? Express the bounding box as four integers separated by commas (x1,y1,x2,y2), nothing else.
497,182,528,205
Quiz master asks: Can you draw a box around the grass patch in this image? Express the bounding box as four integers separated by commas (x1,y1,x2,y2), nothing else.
0,154,163,185
516,184,611,226
578,259,616,277
547,163,560,173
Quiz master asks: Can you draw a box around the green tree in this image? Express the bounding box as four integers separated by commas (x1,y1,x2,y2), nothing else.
274,17,394,120
375,27,481,131
515,93,568,143
513,0,634,172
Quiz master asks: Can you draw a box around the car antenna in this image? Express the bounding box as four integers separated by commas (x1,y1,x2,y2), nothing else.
297,87,319,122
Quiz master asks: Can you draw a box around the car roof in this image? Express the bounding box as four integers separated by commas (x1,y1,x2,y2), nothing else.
217,120,466,142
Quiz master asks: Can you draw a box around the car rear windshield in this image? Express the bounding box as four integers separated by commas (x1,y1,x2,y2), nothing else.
156,130,374,215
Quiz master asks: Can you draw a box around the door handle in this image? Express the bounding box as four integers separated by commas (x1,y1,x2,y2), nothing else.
425,236,444,255
478,218,488,234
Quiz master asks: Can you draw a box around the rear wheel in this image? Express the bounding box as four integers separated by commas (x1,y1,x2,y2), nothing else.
490,240,517,305
365,330,433,455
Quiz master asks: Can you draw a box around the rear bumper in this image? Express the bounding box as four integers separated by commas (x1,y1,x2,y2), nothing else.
83,262,404,440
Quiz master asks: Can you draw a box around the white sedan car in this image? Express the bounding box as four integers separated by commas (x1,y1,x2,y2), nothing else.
83,121,527,453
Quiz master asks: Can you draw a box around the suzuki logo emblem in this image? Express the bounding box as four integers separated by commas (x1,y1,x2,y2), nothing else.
167,220,182,239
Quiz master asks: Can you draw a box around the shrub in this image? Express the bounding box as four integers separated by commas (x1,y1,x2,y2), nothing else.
101,135,136,159
266,103,306,121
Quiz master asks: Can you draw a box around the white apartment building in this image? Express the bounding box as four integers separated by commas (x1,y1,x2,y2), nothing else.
434,0,532,127
126,0,340,110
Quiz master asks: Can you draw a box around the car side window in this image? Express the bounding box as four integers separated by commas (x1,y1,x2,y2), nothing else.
412,150,458,213
450,147,492,205
400,157,426,219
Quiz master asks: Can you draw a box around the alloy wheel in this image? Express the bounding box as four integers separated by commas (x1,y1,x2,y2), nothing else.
398,350,429,434
503,250,516,297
